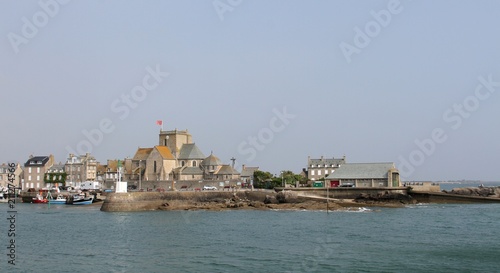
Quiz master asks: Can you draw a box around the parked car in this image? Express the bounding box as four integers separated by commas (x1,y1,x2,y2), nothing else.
203,185,217,190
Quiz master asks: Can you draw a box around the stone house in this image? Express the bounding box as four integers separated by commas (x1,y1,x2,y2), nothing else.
240,165,259,185
325,162,401,188
0,163,23,189
44,163,66,188
23,155,54,190
307,156,346,181
64,153,98,188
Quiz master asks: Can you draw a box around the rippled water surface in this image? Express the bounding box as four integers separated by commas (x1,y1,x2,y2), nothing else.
2,202,500,272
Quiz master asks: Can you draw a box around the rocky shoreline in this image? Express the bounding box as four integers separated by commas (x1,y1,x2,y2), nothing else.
152,191,413,211
100,187,500,212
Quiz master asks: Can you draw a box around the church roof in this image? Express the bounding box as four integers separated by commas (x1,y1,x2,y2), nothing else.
133,148,153,160
215,165,240,175
178,143,205,160
202,153,222,166
180,166,204,175
155,146,174,160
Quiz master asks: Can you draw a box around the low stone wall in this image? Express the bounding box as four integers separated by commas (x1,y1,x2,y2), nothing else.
281,187,408,199
411,190,500,203
100,191,271,212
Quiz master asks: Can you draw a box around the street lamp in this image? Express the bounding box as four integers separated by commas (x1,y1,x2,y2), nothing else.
139,160,142,191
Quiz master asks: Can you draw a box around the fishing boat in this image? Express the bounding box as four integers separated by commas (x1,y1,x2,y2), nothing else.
48,194,67,204
32,193,48,203
67,193,93,205
0,192,8,203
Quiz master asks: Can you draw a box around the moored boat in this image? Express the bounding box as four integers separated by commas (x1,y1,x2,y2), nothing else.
48,194,67,204
32,193,48,203
0,192,8,203
67,193,93,205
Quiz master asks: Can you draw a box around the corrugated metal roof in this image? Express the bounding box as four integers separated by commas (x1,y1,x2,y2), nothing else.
326,163,395,179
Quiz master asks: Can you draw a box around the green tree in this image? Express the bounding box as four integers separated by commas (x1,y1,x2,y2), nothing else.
253,170,274,189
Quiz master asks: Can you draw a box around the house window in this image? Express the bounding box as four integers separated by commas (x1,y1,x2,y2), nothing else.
311,170,315,176
37,175,40,181
37,167,40,173
193,161,197,167
181,161,185,167
28,175,32,181
154,161,157,173
28,167,32,173
318,170,322,176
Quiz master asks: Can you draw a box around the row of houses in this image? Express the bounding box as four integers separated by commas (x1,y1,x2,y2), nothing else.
2,128,402,190
1,129,260,191
303,156,401,188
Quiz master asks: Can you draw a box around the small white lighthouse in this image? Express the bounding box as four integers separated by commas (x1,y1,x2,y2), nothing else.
115,160,128,193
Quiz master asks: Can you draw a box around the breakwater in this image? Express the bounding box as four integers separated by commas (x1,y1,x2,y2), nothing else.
100,186,500,212
100,191,276,212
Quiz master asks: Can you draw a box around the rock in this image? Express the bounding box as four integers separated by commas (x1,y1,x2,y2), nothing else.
355,193,416,205
264,195,279,204
276,191,299,203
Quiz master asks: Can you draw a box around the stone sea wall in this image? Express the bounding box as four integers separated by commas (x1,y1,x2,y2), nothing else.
100,191,278,212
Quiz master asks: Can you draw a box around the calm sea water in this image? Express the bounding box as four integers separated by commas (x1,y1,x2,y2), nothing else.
2,200,500,273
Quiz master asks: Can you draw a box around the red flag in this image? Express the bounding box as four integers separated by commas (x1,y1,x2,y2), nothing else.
156,120,163,126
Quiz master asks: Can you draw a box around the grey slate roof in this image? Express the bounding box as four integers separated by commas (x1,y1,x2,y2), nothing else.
48,164,65,172
24,156,50,167
326,163,395,179
241,167,259,177
309,158,345,167
180,167,204,175
202,153,222,166
178,143,206,160
216,165,240,175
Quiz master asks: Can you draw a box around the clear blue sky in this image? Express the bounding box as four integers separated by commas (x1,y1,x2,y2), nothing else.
2,0,499,181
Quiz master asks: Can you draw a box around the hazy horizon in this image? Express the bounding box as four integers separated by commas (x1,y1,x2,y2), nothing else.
2,0,499,181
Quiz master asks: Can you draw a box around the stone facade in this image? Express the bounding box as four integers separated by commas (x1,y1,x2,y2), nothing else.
0,163,23,189
64,153,97,188
23,155,54,190
325,162,401,188
307,156,346,181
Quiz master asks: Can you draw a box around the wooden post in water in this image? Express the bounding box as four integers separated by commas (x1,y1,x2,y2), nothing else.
326,184,329,214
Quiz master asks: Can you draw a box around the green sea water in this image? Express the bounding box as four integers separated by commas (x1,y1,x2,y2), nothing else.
2,201,500,273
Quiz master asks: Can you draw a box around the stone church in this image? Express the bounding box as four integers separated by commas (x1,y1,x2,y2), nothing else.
125,129,242,187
